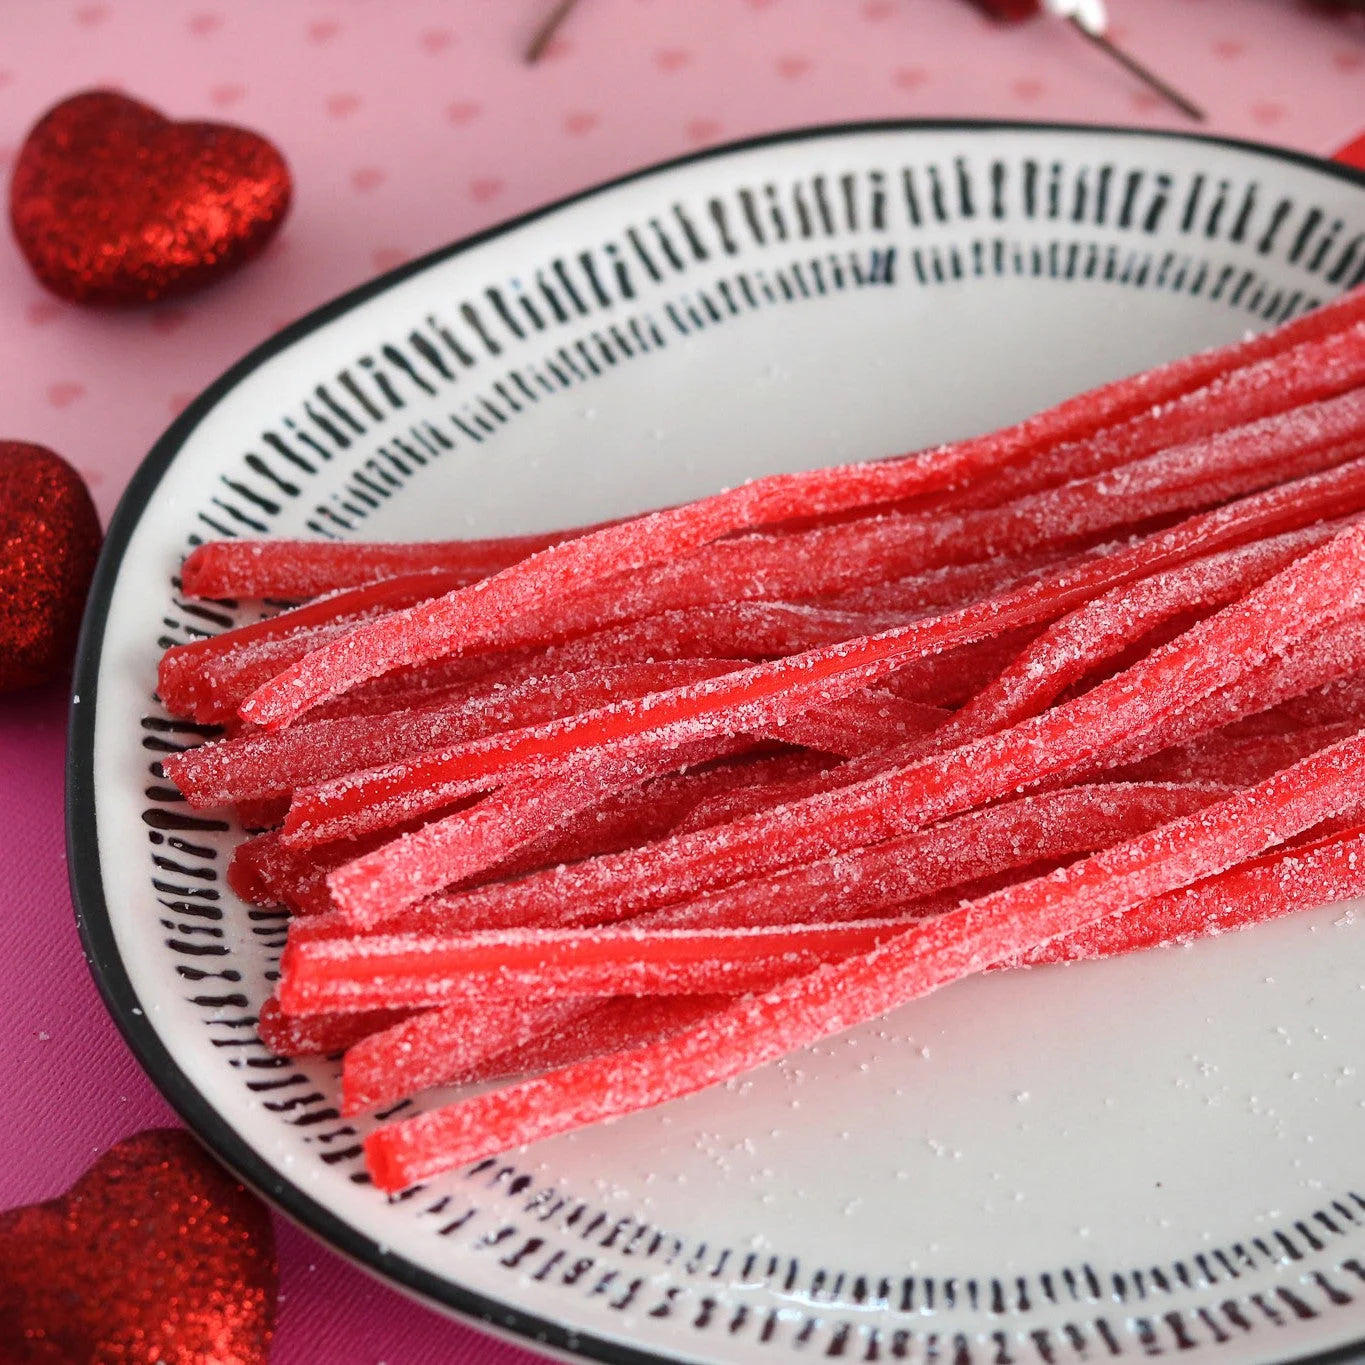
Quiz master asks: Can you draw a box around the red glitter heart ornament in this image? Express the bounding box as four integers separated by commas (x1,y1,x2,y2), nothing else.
0,443,102,694
0,1128,277,1364
9,90,291,304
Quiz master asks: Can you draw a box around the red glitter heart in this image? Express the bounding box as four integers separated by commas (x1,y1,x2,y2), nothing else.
0,443,101,694
0,1128,277,1364
9,89,291,305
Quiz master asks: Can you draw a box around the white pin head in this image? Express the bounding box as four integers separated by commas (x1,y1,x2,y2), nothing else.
1042,0,1109,36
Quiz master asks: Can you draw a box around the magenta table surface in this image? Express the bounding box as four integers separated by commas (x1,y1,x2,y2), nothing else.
1,2,1362,1361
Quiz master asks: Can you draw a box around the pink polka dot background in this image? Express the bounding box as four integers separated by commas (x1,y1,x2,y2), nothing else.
0,2,1361,1361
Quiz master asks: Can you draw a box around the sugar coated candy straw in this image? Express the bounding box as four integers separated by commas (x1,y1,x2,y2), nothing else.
1018,823,1365,966
179,517,622,599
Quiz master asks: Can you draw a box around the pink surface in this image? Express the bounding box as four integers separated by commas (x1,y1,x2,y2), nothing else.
0,1,1362,1361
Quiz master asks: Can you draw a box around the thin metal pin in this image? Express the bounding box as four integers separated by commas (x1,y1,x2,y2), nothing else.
1068,19,1206,123
526,0,583,64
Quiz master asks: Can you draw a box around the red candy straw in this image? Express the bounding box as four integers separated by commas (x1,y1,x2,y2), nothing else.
197,531,1076,724
165,659,737,808
225,830,289,904
342,999,584,1114
286,443,1365,852
1110,720,1361,788
318,519,1365,924
726,527,1347,822
462,823,1365,1088
256,998,417,1057
254,396,1365,729
330,609,1354,930
228,749,835,916
286,920,912,1014
628,782,1223,931
341,998,597,1114
362,728,1365,1189
290,601,906,729
270,669,916,853
240,291,1365,729
938,524,1343,746
193,634,553,728
436,749,832,892
1085,616,1365,780
1277,673,1365,728
1022,822,1365,966
603,418,1305,609
537,601,905,659
665,633,1051,835
228,826,416,914
369,995,735,1100
293,610,1028,735
921,321,1365,515
192,568,874,726
158,569,475,715
322,732,769,925
248,394,1364,728
770,690,942,758
201,600,901,729
318,608,1023,732
821,546,1082,614
303,781,1219,940
180,518,622,599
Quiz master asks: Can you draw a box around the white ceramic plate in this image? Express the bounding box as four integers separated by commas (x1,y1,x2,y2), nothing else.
70,123,1365,1365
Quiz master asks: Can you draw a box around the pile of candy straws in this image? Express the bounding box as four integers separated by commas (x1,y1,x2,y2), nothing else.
161,286,1365,1191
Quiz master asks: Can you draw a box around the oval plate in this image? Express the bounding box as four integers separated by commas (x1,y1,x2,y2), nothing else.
70,122,1365,1365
